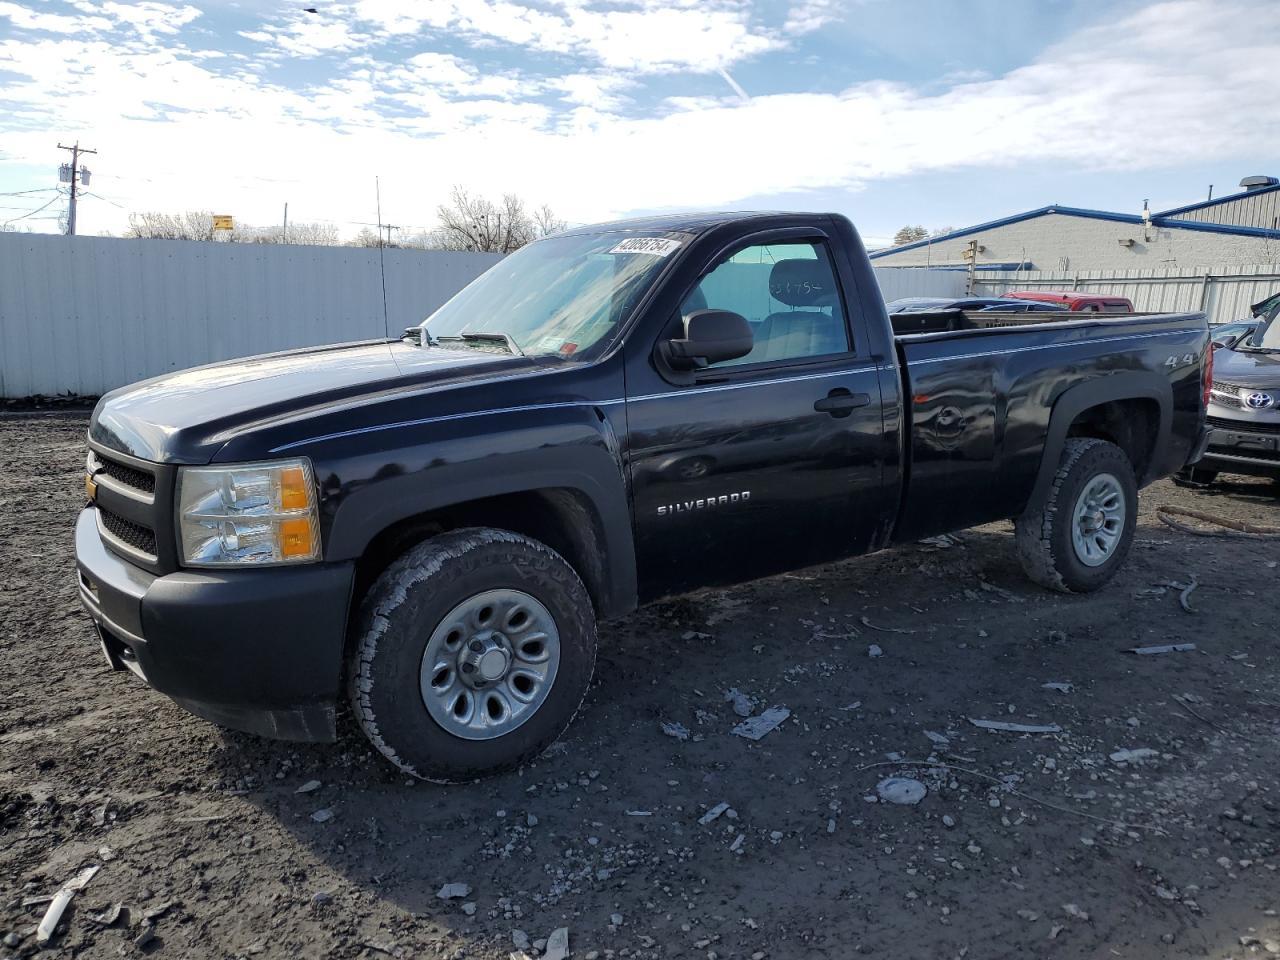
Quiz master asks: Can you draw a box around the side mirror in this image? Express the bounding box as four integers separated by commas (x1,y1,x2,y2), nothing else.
664,309,753,370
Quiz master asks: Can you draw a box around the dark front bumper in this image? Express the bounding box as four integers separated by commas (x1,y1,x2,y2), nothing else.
1198,417,1280,478
75,507,355,741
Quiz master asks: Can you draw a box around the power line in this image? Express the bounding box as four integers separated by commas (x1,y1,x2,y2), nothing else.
57,140,97,236
0,187,59,198
2,190,65,230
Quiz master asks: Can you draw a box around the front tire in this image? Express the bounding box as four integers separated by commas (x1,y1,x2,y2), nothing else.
1015,438,1137,593
349,528,596,783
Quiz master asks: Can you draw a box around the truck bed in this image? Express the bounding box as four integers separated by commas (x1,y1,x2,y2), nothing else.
890,309,1159,337
890,311,1208,542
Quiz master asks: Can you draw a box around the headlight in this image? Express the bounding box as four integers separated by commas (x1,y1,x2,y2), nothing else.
177,458,320,567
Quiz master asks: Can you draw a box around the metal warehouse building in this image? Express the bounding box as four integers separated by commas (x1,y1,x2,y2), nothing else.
870,176,1280,273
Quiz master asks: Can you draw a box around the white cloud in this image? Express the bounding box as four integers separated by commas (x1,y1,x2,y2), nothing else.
259,0,787,73
0,0,1277,240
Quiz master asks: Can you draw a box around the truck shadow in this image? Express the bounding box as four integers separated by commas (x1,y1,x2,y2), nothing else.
201,516,1280,958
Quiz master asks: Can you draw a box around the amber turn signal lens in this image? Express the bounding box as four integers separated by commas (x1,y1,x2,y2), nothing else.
279,465,310,510
278,517,315,559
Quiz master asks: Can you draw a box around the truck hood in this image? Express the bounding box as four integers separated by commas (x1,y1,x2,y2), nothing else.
90,340,522,463
1212,346,1280,388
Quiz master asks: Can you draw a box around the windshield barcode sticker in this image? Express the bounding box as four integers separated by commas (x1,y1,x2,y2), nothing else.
609,237,682,257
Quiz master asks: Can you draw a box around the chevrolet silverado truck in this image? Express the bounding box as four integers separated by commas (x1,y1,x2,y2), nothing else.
76,211,1211,782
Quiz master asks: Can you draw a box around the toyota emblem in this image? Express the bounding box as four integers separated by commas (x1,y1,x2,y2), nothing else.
1245,391,1276,409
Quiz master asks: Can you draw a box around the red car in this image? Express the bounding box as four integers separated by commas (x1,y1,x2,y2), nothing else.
1006,291,1134,313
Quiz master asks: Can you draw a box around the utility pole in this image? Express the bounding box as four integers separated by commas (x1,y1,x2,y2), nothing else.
964,239,978,295
57,141,97,236
282,202,288,244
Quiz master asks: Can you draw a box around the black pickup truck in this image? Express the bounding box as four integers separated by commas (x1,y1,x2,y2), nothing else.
76,212,1210,781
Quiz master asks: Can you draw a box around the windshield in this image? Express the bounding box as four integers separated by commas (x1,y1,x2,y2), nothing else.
419,230,686,358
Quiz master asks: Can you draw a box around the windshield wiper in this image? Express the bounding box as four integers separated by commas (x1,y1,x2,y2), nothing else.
432,332,525,356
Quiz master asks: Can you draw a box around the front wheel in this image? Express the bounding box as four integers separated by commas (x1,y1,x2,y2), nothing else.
1014,438,1137,593
349,528,597,782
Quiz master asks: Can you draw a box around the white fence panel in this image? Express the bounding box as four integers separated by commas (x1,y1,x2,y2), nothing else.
0,234,500,397
967,264,1280,325
872,267,967,303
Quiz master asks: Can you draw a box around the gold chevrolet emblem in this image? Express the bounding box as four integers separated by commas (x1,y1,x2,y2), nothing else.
85,473,97,502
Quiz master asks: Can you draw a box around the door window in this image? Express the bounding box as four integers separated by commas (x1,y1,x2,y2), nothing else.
680,241,850,367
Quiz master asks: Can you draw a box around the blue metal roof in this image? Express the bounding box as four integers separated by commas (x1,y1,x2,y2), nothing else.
869,203,1280,260
1155,182,1280,218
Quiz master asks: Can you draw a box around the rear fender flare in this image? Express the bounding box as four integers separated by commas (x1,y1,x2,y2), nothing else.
1025,372,1172,513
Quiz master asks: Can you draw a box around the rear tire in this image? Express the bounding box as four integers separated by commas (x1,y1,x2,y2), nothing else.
348,528,596,783
1015,438,1137,593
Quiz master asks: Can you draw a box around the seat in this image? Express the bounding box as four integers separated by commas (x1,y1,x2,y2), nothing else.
757,258,846,361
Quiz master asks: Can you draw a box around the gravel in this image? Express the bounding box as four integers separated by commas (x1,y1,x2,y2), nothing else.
2,412,1279,959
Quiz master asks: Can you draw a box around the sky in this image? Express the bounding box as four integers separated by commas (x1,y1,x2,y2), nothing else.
1,0,1278,247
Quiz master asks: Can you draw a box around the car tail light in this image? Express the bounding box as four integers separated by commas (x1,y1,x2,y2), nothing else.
1202,344,1213,409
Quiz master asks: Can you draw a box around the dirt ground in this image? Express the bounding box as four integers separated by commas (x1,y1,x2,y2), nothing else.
2,411,1279,960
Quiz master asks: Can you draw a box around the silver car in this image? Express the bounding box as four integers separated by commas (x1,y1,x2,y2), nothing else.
1184,294,1280,484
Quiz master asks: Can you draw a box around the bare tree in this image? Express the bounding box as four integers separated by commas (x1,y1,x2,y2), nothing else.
124,211,338,245
431,187,565,253
892,225,929,246
125,211,217,240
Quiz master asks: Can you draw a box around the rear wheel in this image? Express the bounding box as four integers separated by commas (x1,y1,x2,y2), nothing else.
1015,438,1137,593
348,528,596,782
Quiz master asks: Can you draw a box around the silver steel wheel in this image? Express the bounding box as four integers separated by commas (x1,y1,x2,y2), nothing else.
419,588,561,741
1070,472,1125,567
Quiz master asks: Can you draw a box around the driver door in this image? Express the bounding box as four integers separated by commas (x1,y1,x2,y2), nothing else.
625,234,888,600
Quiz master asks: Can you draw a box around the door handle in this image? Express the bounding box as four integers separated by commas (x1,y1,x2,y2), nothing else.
814,390,872,418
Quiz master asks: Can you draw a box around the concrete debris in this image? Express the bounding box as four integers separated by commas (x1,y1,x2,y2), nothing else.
437,882,472,900
295,780,322,794
876,777,928,805
924,730,950,746
942,814,956,828
511,930,531,951
1042,682,1073,694
867,644,884,658
732,706,791,740
1128,643,1196,655
87,902,124,927
699,801,731,825
462,902,477,916
625,809,652,816
840,701,863,711
968,718,1061,734
36,864,100,945
610,913,623,927
660,720,690,741
681,630,711,641
544,926,569,960
1063,903,1090,921
730,833,745,853
134,920,156,948
1109,748,1159,765
1154,885,1177,901
723,687,755,718
310,808,334,823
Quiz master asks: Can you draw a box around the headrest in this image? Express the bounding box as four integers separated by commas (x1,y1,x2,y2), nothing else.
769,258,835,308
